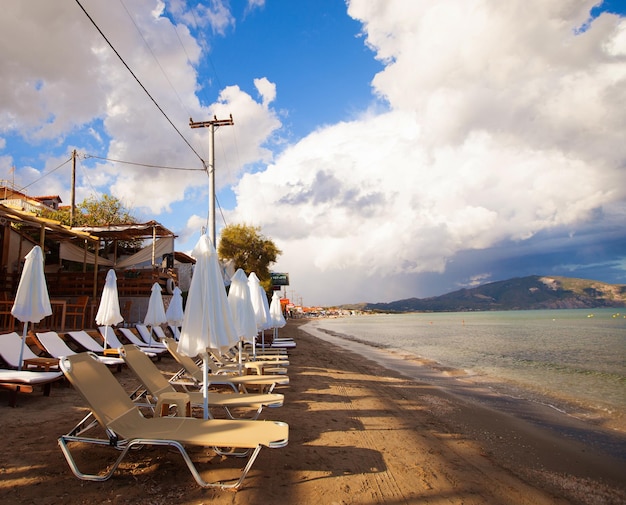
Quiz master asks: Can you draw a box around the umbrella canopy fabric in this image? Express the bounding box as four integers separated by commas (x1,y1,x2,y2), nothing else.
165,286,184,327
177,234,239,419
11,245,52,371
96,270,123,326
178,234,238,357
95,269,123,348
144,282,167,345
248,272,271,331
227,269,258,343
269,291,287,329
144,282,167,327
11,246,52,324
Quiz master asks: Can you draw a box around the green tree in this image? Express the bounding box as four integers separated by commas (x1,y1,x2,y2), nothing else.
76,194,137,227
218,224,281,292
41,194,137,227
41,194,141,258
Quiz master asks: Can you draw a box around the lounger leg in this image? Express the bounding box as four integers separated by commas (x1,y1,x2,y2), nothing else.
58,435,266,490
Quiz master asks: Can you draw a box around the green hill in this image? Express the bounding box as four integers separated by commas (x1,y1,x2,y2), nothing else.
363,276,626,312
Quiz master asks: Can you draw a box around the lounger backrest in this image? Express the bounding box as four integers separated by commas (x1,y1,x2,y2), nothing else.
0,331,41,367
99,327,124,349
36,331,75,358
60,352,138,427
153,326,168,342
163,337,203,383
67,331,105,353
134,324,153,344
118,328,145,346
120,344,172,397
168,325,181,340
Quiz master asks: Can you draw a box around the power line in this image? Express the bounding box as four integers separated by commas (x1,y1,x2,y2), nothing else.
74,0,206,165
84,154,205,171
18,157,72,193
118,0,193,122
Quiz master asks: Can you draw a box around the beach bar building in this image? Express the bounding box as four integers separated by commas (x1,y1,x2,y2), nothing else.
0,187,186,331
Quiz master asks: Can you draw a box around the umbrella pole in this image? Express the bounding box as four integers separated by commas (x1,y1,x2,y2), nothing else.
17,323,29,371
202,354,209,420
238,340,243,375
104,325,109,349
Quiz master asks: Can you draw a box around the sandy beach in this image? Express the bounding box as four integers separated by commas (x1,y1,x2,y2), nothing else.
1,319,625,504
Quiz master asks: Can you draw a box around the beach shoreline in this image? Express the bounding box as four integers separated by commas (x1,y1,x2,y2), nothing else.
300,320,626,453
1,319,625,504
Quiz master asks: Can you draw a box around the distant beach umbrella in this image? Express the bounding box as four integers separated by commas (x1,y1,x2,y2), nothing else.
228,268,258,370
144,282,167,345
11,246,52,371
248,272,271,348
95,269,123,348
270,291,286,339
270,291,286,329
166,285,184,328
178,234,238,419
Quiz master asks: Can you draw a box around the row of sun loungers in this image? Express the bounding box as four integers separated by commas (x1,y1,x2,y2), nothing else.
1,324,295,489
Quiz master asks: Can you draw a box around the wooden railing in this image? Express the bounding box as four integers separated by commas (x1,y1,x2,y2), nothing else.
1,268,178,331
0,268,177,298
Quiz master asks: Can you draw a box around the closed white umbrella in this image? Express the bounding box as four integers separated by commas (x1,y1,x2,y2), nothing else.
269,290,288,346
95,269,123,348
144,282,167,345
177,234,238,419
248,272,271,348
165,286,184,339
166,286,184,325
11,246,52,371
270,291,286,329
227,268,258,370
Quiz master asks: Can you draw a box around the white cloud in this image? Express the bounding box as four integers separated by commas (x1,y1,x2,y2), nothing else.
1,0,281,218
228,0,626,304
2,0,625,306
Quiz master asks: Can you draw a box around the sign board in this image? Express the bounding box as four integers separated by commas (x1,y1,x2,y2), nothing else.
270,272,289,286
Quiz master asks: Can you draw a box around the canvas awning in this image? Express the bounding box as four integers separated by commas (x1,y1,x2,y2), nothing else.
72,221,176,268
72,221,175,241
0,203,99,245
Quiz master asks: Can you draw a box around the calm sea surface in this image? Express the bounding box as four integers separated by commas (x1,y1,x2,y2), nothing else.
306,309,626,425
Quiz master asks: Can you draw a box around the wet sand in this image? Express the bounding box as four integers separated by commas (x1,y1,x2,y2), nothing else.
1,319,625,504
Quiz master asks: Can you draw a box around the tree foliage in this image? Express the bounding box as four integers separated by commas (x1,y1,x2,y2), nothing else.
43,194,137,228
41,194,141,255
218,224,281,292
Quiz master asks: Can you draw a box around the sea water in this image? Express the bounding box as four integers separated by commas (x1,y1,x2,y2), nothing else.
305,309,626,429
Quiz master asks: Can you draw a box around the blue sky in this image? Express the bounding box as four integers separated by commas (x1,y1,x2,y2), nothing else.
1,0,625,306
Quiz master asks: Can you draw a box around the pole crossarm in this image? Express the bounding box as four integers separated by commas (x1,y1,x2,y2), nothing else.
189,115,234,129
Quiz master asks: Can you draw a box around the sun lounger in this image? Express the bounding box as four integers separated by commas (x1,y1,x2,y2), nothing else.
0,331,60,370
163,338,289,394
98,327,165,358
120,344,283,419
67,330,110,354
35,331,123,372
152,325,169,342
116,327,168,353
0,368,64,406
134,324,167,347
209,350,289,375
168,324,181,340
58,352,288,489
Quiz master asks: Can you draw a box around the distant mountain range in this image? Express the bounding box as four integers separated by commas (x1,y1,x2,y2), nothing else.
350,276,626,313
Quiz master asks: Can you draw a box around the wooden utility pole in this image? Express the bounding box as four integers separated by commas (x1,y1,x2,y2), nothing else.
70,149,77,227
189,115,234,246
